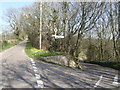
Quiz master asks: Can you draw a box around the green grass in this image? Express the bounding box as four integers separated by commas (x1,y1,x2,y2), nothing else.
85,60,120,70
0,40,21,52
35,52,63,58
25,41,63,58
24,42,33,57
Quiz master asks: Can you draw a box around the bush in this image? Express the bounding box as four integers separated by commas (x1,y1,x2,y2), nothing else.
2,40,8,46
85,60,120,70
86,44,99,61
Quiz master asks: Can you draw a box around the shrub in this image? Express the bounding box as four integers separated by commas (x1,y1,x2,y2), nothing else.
2,40,8,46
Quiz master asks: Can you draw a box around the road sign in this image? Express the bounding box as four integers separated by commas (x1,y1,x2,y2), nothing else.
52,28,64,39
52,35,56,37
55,35,64,39
52,34,64,39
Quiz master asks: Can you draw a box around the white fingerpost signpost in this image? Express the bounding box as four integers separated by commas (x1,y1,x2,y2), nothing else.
52,28,64,39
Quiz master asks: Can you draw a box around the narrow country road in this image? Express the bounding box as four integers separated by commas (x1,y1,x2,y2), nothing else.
0,41,37,88
0,42,119,89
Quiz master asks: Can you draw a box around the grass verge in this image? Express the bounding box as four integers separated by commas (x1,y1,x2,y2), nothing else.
85,60,120,70
0,40,21,52
25,42,87,69
25,41,63,58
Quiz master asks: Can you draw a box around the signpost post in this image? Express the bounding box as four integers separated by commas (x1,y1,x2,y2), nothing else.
39,0,42,50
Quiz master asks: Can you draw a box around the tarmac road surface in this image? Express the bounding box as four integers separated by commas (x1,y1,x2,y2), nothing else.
0,41,119,89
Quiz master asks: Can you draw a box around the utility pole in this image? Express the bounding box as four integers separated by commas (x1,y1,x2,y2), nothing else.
39,0,42,50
